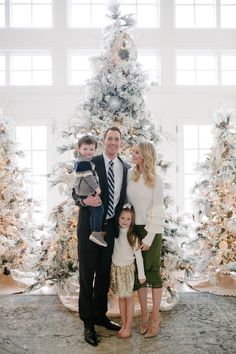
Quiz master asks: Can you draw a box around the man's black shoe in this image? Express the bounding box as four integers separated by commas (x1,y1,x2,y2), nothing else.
84,322,99,346
94,316,121,331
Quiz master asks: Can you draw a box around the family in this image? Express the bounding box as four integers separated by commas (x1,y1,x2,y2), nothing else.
72,126,165,347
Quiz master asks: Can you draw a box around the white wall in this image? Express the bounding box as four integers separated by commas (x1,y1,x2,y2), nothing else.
0,0,236,213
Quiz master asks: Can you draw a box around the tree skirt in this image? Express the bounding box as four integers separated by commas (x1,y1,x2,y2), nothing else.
57,274,179,316
187,273,236,296
0,274,28,295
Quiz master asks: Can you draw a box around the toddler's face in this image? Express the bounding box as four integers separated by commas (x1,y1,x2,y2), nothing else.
78,144,96,159
119,211,132,229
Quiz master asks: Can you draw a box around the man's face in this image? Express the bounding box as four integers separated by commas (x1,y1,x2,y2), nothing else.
103,130,121,159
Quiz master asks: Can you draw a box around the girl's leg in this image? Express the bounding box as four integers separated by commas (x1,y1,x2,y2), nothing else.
119,296,134,338
145,287,162,338
118,297,126,336
137,287,149,334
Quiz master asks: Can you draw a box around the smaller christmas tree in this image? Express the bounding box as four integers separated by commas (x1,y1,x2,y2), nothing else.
0,112,38,275
190,110,236,284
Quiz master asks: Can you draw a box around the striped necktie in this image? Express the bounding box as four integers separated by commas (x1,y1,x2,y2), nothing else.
107,160,115,218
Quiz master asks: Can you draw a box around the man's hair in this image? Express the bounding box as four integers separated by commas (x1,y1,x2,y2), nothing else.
77,134,97,148
103,126,122,140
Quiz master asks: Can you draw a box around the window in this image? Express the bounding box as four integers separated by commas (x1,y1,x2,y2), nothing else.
175,0,216,28
10,53,52,86
68,51,98,85
138,51,161,84
183,124,213,212
176,52,217,85
68,0,160,28
0,0,5,27
221,54,236,85
221,0,236,28
10,0,52,28
0,55,6,85
16,125,48,222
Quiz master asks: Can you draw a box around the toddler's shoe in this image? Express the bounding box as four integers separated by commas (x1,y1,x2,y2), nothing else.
89,231,107,247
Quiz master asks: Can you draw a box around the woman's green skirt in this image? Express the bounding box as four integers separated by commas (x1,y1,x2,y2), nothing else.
134,225,162,291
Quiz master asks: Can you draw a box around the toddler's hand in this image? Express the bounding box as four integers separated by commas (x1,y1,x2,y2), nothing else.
139,278,146,284
95,187,101,195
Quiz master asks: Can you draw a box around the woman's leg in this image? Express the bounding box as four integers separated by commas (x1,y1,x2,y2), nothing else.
118,297,126,336
145,287,162,338
138,287,149,334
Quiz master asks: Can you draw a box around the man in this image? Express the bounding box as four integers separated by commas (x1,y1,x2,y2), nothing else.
72,127,129,346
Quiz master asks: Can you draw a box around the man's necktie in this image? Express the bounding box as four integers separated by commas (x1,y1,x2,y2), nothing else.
107,160,115,218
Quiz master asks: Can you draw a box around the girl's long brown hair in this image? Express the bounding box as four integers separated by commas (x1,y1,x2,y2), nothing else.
119,206,138,248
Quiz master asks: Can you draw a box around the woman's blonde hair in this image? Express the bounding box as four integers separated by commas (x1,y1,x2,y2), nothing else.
132,141,157,187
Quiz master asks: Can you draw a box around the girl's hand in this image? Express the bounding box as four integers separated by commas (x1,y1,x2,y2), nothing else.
139,278,146,284
140,242,150,251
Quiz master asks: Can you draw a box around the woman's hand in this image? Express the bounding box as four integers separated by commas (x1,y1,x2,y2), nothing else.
139,278,146,284
140,242,150,251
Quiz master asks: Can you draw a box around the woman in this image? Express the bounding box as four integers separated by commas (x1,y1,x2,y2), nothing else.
126,141,165,338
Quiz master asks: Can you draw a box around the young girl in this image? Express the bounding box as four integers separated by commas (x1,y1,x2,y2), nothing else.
110,204,146,339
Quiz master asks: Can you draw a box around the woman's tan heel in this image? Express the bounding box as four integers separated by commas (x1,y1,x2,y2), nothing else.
144,315,162,338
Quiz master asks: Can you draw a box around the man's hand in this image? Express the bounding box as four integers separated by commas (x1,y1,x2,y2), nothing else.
83,195,101,207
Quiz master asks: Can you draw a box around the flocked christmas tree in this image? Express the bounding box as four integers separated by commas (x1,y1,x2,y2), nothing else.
190,110,236,284
36,1,185,307
0,111,36,275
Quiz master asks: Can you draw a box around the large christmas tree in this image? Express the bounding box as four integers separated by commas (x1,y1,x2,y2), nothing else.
0,112,35,275
36,1,184,306
190,110,236,284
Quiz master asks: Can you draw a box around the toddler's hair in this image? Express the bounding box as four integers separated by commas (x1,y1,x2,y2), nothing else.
77,134,97,148
120,204,138,248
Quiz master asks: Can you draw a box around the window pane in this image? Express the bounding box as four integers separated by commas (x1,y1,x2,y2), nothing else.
221,6,236,27
32,126,47,150
196,5,215,27
11,4,31,27
196,71,217,85
177,56,195,70
16,126,31,150
91,5,108,27
18,150,32,170
11,55,31,70
32,71,52,85
11,71,31,85
199,149,210,162
222,56,236,70
69,5,90,27
32,56,51,70
196,56,216,70
137,5,158,27
184,125,198,149
71,55,90,70
222,71,236,85
0,2,5,27
199,125,213,149
32,176,47,200
176,7,194,27
184,150,198,174
32,151,47,175
177,71,195,85
184,174,197,198
32,4,52,27
0,71,5,85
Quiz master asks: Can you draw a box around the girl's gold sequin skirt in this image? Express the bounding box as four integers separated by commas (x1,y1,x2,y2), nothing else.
110,263,135,297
